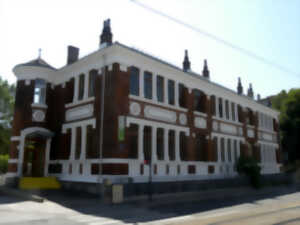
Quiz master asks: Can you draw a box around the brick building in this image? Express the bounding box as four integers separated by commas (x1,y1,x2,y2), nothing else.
7,19,281,186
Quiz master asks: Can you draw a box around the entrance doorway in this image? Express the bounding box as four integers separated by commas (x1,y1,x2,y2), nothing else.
23,137,46,177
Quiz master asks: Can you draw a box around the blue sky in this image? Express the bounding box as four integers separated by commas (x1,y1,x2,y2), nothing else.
0,0,299,98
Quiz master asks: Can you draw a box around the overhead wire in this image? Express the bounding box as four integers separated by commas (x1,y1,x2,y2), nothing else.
130,0,300,79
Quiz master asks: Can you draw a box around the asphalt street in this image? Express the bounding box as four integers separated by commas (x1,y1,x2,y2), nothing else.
0,185,300,225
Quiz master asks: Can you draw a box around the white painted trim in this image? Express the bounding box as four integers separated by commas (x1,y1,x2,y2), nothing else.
62,118,96,133
211,132,245,141
129,95,188,112
10,136,20,141
65,97,95,108
5,172,18,178
31,103,48,109
8,159,18,163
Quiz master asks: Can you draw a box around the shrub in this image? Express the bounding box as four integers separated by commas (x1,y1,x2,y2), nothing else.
0,154,8,174
236,155,261,189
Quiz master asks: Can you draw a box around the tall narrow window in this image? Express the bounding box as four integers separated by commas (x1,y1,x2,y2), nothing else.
218,98,223,118
157,128,164,160
168,130,175,160
34,79,46,104
78,74,84,100
231,102,235,121
213,137,218,161
227,139,232,162
168,80,175,105
234,140,238,161
88,70,97,97
75,127,82,159
86,125,98,158
221,138,225,162
211,95,216,116
225,100,229,120
144,72,152,99
128,124,138,158
130,67,139,96
156,75,164,102
143,126,152,161
193,89,201,112
178,83,186,108
179,132,187,160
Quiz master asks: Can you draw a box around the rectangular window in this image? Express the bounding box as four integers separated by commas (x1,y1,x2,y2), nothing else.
225,100,229,120
156,75,164,102
211,95,216,116
88,70,97,97
143,126,152,161
34,79,46,104
144,71,152,99
75,127,81,159
178,83,186,108
78,74,84,100
179,132,187,161
194,89,201,112
213,137,218,161
130,67,139,96
168,80,175,105
128,124,138,158
157,128,164,160
219,98,223,118
234,140,238,161
221,138,225,162
86,125,98,158
168,130,175,160
227,139,232,162
231,102,235,121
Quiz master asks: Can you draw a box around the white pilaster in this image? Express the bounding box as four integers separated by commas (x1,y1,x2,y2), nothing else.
153,74,157,101
175,130,180,162
175,81,179,107
224,138,228,162
217,137,221,162
151,126,157,162
44,138,52,176
138,124,144,161
139,70,144,98
80,125,87,160
70,127,77,160
83,72,89,99
74,75,79,102
222,99,226,119
164,128,169,162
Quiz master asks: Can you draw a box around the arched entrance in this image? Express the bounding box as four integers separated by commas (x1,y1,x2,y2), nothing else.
18,127,54,177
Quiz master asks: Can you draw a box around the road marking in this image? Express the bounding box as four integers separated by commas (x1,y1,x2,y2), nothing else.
198,210,240,219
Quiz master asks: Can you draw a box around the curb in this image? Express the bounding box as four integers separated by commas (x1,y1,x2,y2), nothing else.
0,186,44,203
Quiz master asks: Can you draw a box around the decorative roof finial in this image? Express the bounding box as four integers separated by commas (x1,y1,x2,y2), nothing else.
237,77,243,95
183,49,191,72
247,83,254,99
203,59,210,79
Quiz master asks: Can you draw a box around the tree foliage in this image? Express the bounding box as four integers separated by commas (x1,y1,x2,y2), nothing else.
0,76,15,155
271,88,300,162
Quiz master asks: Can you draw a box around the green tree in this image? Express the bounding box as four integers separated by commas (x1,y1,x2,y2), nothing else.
0,76,15,155
273,89,300,163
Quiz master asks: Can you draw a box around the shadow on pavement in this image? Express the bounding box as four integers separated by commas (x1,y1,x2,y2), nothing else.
26,185,300,224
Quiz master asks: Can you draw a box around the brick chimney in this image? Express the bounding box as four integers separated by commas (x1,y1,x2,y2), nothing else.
100,19,113,48
183,50,191,72
67,46,79,65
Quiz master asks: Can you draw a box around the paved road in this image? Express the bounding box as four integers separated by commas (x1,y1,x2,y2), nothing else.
0,186,300,225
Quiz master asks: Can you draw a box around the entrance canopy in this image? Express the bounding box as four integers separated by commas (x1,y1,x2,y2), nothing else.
26,130,54,139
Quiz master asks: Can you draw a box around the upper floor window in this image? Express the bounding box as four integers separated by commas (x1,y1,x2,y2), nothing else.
211,95,216,116
78,74,84,100
88,70,97,97
144,71,152,99
178,83,186,108
156,75,164,102
231,102,236,121
218,97,223,118
130,67,139,96
34,79,46,104
225,100,230,120
168,80,175,105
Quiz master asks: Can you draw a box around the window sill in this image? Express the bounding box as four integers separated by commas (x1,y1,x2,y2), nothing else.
193,111,207,117
212,116,243,126
65,97,95,108
31,103,48,109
